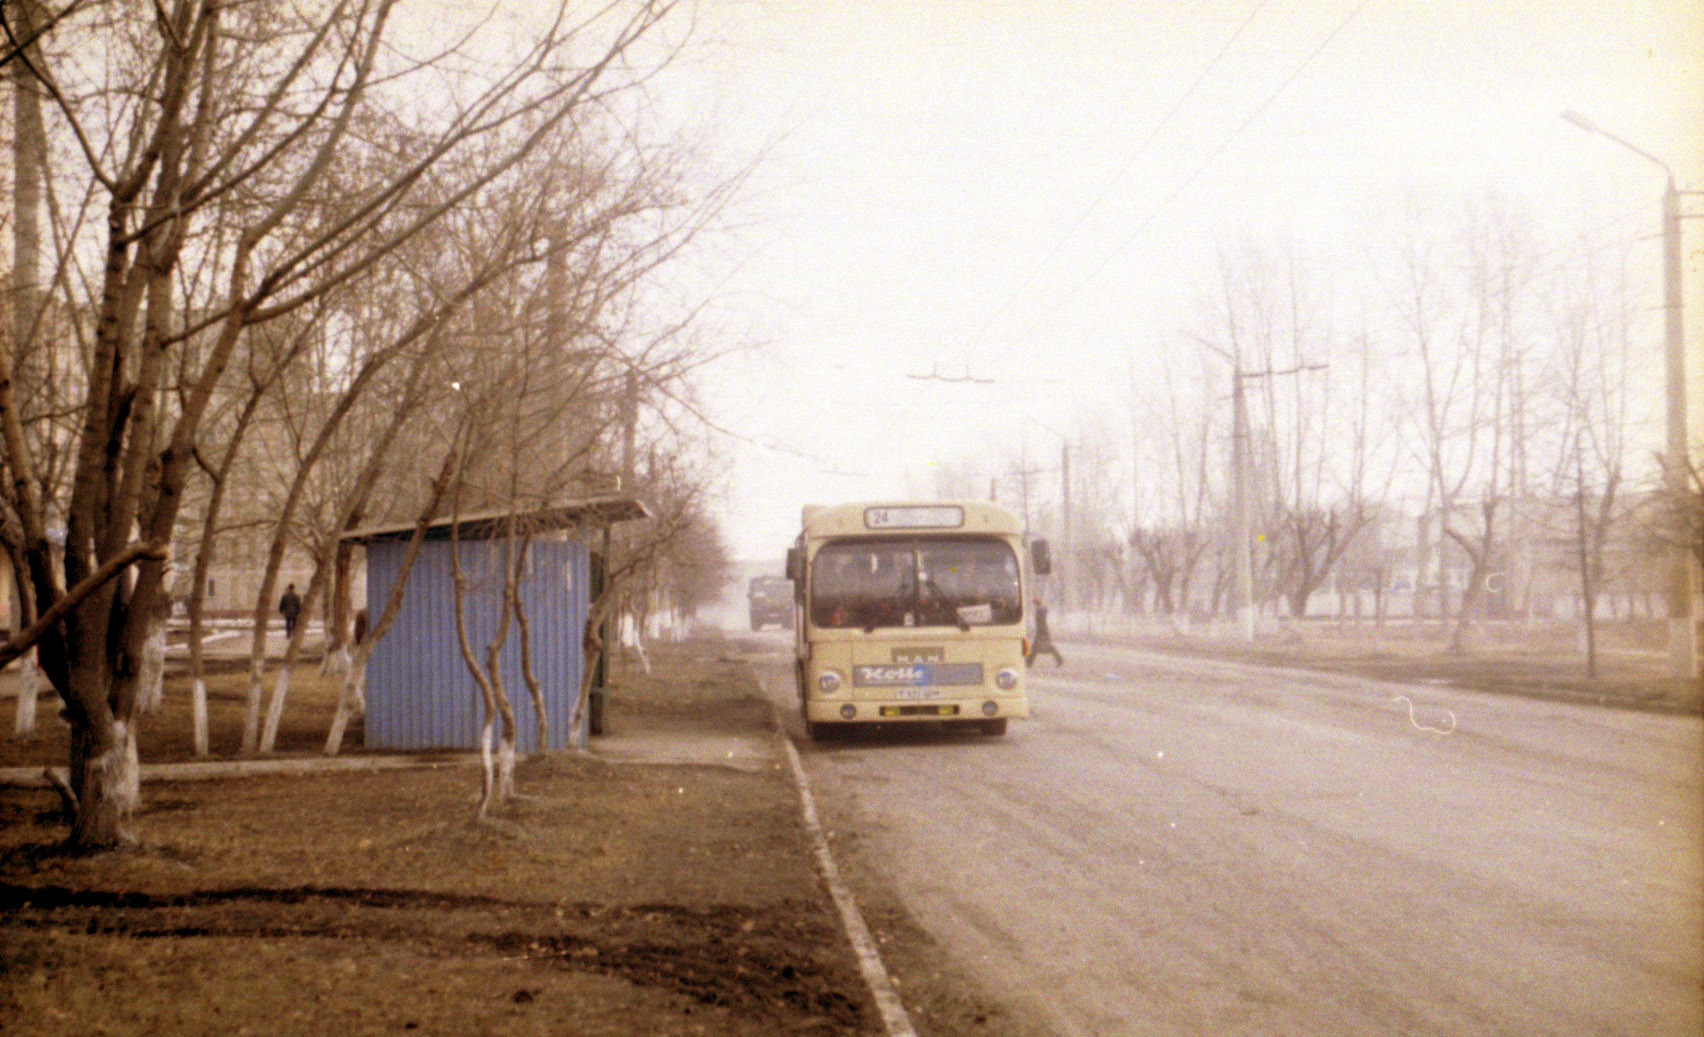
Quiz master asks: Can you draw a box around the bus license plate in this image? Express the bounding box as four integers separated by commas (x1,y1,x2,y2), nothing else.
895,687,940,700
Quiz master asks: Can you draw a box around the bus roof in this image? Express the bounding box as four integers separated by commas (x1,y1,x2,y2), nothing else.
799,500,1024,540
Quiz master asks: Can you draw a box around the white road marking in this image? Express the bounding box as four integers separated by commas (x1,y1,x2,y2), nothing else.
763,686,917,1037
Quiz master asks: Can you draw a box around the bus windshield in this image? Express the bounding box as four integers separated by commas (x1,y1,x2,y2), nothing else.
810,535,1022,630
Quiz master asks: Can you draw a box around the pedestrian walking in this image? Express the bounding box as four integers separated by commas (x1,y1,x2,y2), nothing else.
1025,597,1063,668
279,583,302,638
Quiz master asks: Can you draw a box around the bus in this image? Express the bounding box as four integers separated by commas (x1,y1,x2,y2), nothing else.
785,501,1050,739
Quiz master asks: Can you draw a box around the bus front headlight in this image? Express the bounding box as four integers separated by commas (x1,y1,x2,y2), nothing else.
995,667,1019,691
817,670,843,694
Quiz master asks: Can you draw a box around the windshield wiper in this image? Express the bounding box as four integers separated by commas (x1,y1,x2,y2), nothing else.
919,578,971,631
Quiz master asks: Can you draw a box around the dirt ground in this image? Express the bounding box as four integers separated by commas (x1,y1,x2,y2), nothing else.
0,644,895,1036
1094,617,1703,715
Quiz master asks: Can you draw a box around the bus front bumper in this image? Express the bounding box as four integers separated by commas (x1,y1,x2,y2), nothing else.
804,695,1029,724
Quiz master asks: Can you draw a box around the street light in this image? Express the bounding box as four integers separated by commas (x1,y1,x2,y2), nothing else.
1563,110,1698,679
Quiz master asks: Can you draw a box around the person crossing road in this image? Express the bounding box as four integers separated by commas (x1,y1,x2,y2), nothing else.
1025,597,1063,668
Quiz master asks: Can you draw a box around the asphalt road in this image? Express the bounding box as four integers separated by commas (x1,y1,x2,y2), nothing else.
767,639,1704,1036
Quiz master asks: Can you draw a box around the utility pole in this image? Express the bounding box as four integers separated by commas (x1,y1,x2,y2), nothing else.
1231,374,1255,641
620,367,639,488
1060,441,1072,615
1222,362,1327,641
1563,111,1698,678
1659,176,1698,678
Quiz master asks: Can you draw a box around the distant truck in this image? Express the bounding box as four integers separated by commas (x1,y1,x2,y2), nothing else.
747,575,795,631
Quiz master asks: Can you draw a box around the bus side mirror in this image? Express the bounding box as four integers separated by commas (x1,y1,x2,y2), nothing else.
785,547,803,583
1030,539,1052,576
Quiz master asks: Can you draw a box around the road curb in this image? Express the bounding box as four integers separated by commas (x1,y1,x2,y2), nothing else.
763,684,917,1037
0,753,480,789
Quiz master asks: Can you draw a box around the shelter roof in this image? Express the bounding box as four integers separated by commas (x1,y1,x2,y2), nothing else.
341,494,649,544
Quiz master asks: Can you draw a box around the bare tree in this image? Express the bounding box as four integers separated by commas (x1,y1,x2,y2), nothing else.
0,0,684,847
1396,197,1545,653
1127,355,1217,623
1546,251,1636,675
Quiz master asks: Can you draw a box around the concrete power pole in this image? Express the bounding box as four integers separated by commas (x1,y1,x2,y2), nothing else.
1060,441,1072,615
620,367,638,488
1228,362,1324,642
1659,178,1698,679
1231,374,1256,642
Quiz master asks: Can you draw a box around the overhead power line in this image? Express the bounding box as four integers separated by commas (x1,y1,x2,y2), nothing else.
959,0,1273,353
1001,0,1377,348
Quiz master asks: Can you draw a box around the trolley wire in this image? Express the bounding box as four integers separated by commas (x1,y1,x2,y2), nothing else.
957,0,1273,355
999,0,1377,349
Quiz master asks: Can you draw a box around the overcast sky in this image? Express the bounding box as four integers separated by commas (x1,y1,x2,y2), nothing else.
642,0,1703,561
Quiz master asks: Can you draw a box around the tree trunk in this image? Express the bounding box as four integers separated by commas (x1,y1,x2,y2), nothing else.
1287,586,1311,620
476,719,497,817
8,0,47,742
1450,563,1487,655
259,564,328,754
323,648,369,757
496,733,517,804
69,717,140,847
241,655,267,754
260,669,292,754
11,647,40,738
192,677,209,756
137,623,166,713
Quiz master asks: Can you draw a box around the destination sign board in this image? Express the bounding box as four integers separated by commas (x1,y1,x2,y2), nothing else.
864,505,964,530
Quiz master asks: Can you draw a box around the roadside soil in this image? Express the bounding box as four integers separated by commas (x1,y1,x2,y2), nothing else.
0,642,889,1036
1081,617,1702,715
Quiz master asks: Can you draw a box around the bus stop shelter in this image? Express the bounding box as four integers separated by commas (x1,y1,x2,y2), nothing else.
343,495,648,752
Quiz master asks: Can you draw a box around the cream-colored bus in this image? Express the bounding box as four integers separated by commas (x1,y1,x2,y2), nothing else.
785,501,1051,739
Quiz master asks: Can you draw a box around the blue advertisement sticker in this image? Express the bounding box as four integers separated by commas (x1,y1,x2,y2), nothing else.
854,663,984,687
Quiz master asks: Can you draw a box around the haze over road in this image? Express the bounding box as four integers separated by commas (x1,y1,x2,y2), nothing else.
767,642,1703,1036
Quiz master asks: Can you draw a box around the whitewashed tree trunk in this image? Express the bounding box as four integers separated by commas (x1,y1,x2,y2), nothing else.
496,735,516,804
240,657,266,754
323,651,368,756
11,648,40,737
71,718,140,846
320,644,350,678
191,677,209,756
476,720,496,817
323,694,351,757
121,721,140,806
626,611,651,675
137,624,166,713
258,668,292,754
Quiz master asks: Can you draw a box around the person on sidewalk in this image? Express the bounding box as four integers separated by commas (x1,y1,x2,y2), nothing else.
1026,597,1063,668
279,583,303,638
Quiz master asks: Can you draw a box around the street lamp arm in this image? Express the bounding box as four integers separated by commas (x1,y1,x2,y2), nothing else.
1561,110,1674,182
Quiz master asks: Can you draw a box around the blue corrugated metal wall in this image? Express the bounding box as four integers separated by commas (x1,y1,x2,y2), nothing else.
364,536,589,752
